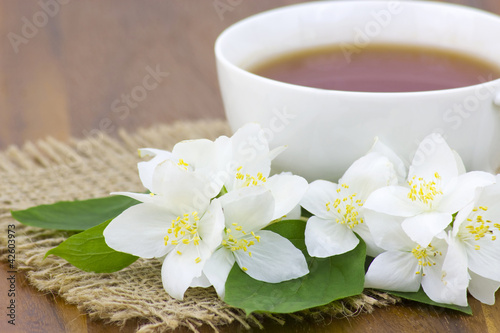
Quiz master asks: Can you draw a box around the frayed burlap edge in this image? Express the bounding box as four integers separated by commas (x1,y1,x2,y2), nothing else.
0,119,399,332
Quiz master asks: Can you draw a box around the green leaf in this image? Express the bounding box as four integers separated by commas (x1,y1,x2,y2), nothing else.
386,288,473,315
224,220,366,314
265,219,307,250
45,219,138,273
12,195,139,231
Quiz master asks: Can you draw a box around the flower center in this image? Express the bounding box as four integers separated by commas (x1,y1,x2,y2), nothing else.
164,211,201,262
235,166,267,187
222,222,261,271
460,206,499,250
325,184,363,229
411,244,442,276
407,173,443,209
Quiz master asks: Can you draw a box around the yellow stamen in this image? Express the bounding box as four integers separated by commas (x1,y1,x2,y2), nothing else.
178,159,189,169
407,174,443,208
411,244,442,276
164,211,201,249
223,222,260,257
235,170,267,187
327,185,364,229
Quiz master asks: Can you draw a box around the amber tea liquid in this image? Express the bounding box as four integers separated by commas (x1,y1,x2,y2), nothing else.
250,44,500,92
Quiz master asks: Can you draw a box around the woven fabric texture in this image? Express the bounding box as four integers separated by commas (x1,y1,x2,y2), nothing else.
0,120,398,332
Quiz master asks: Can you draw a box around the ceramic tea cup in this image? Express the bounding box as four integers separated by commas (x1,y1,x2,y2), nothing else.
215,0,500,181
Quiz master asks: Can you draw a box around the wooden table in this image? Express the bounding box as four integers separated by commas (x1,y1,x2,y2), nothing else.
1,1,500,332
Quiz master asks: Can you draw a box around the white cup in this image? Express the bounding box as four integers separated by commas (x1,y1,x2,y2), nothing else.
215,0,500,181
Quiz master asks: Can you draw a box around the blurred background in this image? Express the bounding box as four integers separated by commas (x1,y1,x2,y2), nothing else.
0,0,297,147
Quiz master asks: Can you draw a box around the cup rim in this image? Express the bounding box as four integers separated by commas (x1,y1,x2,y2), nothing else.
215,0,500,96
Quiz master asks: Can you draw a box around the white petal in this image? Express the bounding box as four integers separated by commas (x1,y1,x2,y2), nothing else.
220,186,275,232
480,183,500,217
439,171,496,213
109,192,165,205
231,123,266,146
352,220,385,257
230,123,272,177
421,269,467,306
137,148,172,191
161,242,211,300
300,180,339,219
151,160,210,213
468,270,500,305
467,237,500,281
424,236,468,306
452,150,467,175
103,203,175,258
265,173,308,220
363,186,423,217
203,247,236,299
484,174,500,196
212,135,238,191
171,139,216,170
305,216,359,257
452,201,476,237
190,273,212,288
268,145,287,161
234,230,309,283
369,137,407,183
402,212,452,247
281,203,302,221
408,133,458,185
340,152,398,199
364,251,421,292
197,199,225,251
422,275,468,306
363,209,414,251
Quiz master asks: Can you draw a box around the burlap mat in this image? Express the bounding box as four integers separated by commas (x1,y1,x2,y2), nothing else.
0,120,398,332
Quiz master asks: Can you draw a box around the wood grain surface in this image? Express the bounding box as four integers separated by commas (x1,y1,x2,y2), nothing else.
1,1,500,332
